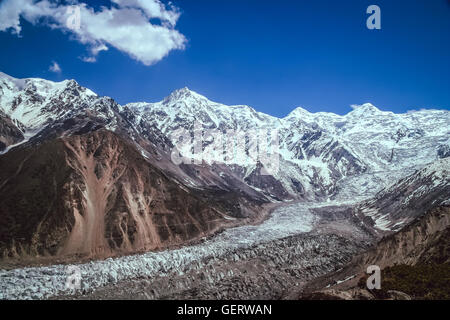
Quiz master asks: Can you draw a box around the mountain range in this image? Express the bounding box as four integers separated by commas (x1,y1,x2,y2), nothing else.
0,71,449,265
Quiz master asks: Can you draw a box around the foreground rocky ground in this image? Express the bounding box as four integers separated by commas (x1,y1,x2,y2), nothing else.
66,233,369,300
55,202,374,300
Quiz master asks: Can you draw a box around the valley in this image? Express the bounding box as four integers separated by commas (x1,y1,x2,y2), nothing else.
0,72,448,300
1,199,372,299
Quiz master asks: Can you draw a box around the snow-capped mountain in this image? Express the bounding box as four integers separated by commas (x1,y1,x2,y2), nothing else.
1,72,448,201
0,71,97,130
0,72,271,260
127,89,366,198
126,87,450,200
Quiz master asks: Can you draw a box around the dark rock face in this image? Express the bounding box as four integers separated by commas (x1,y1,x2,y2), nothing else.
0,138,74,257
438,144,450,159
243,162,290,201
0,111,24,151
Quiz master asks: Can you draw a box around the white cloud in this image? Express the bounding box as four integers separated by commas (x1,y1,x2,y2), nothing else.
111,0,180,26
49,61,61,73
81,44,109,63
81,56,96,63
0,0,186,66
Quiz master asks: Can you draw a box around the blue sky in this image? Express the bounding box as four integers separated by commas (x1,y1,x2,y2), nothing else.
0,0,449,117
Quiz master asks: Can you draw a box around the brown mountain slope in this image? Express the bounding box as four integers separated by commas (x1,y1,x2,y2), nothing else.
0,112,24,151
295,205,450,299
359,205,450,268
0,129,254,262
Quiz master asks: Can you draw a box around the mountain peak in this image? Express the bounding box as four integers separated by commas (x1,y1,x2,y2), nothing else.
285,106,312,119
164,87,208,104
178,86,192,93
348,103,381,116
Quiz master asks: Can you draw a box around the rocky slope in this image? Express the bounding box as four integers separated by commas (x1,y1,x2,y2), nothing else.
0,200,373,299
294,160,450,299
357,157,450,233
296,205,450,300
0,110,23,151
0,129,264,261
360,205,450,268
2,71,448,202
0,72,272,261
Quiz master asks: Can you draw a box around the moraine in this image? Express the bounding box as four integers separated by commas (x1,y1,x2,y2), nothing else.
0,200,356,300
